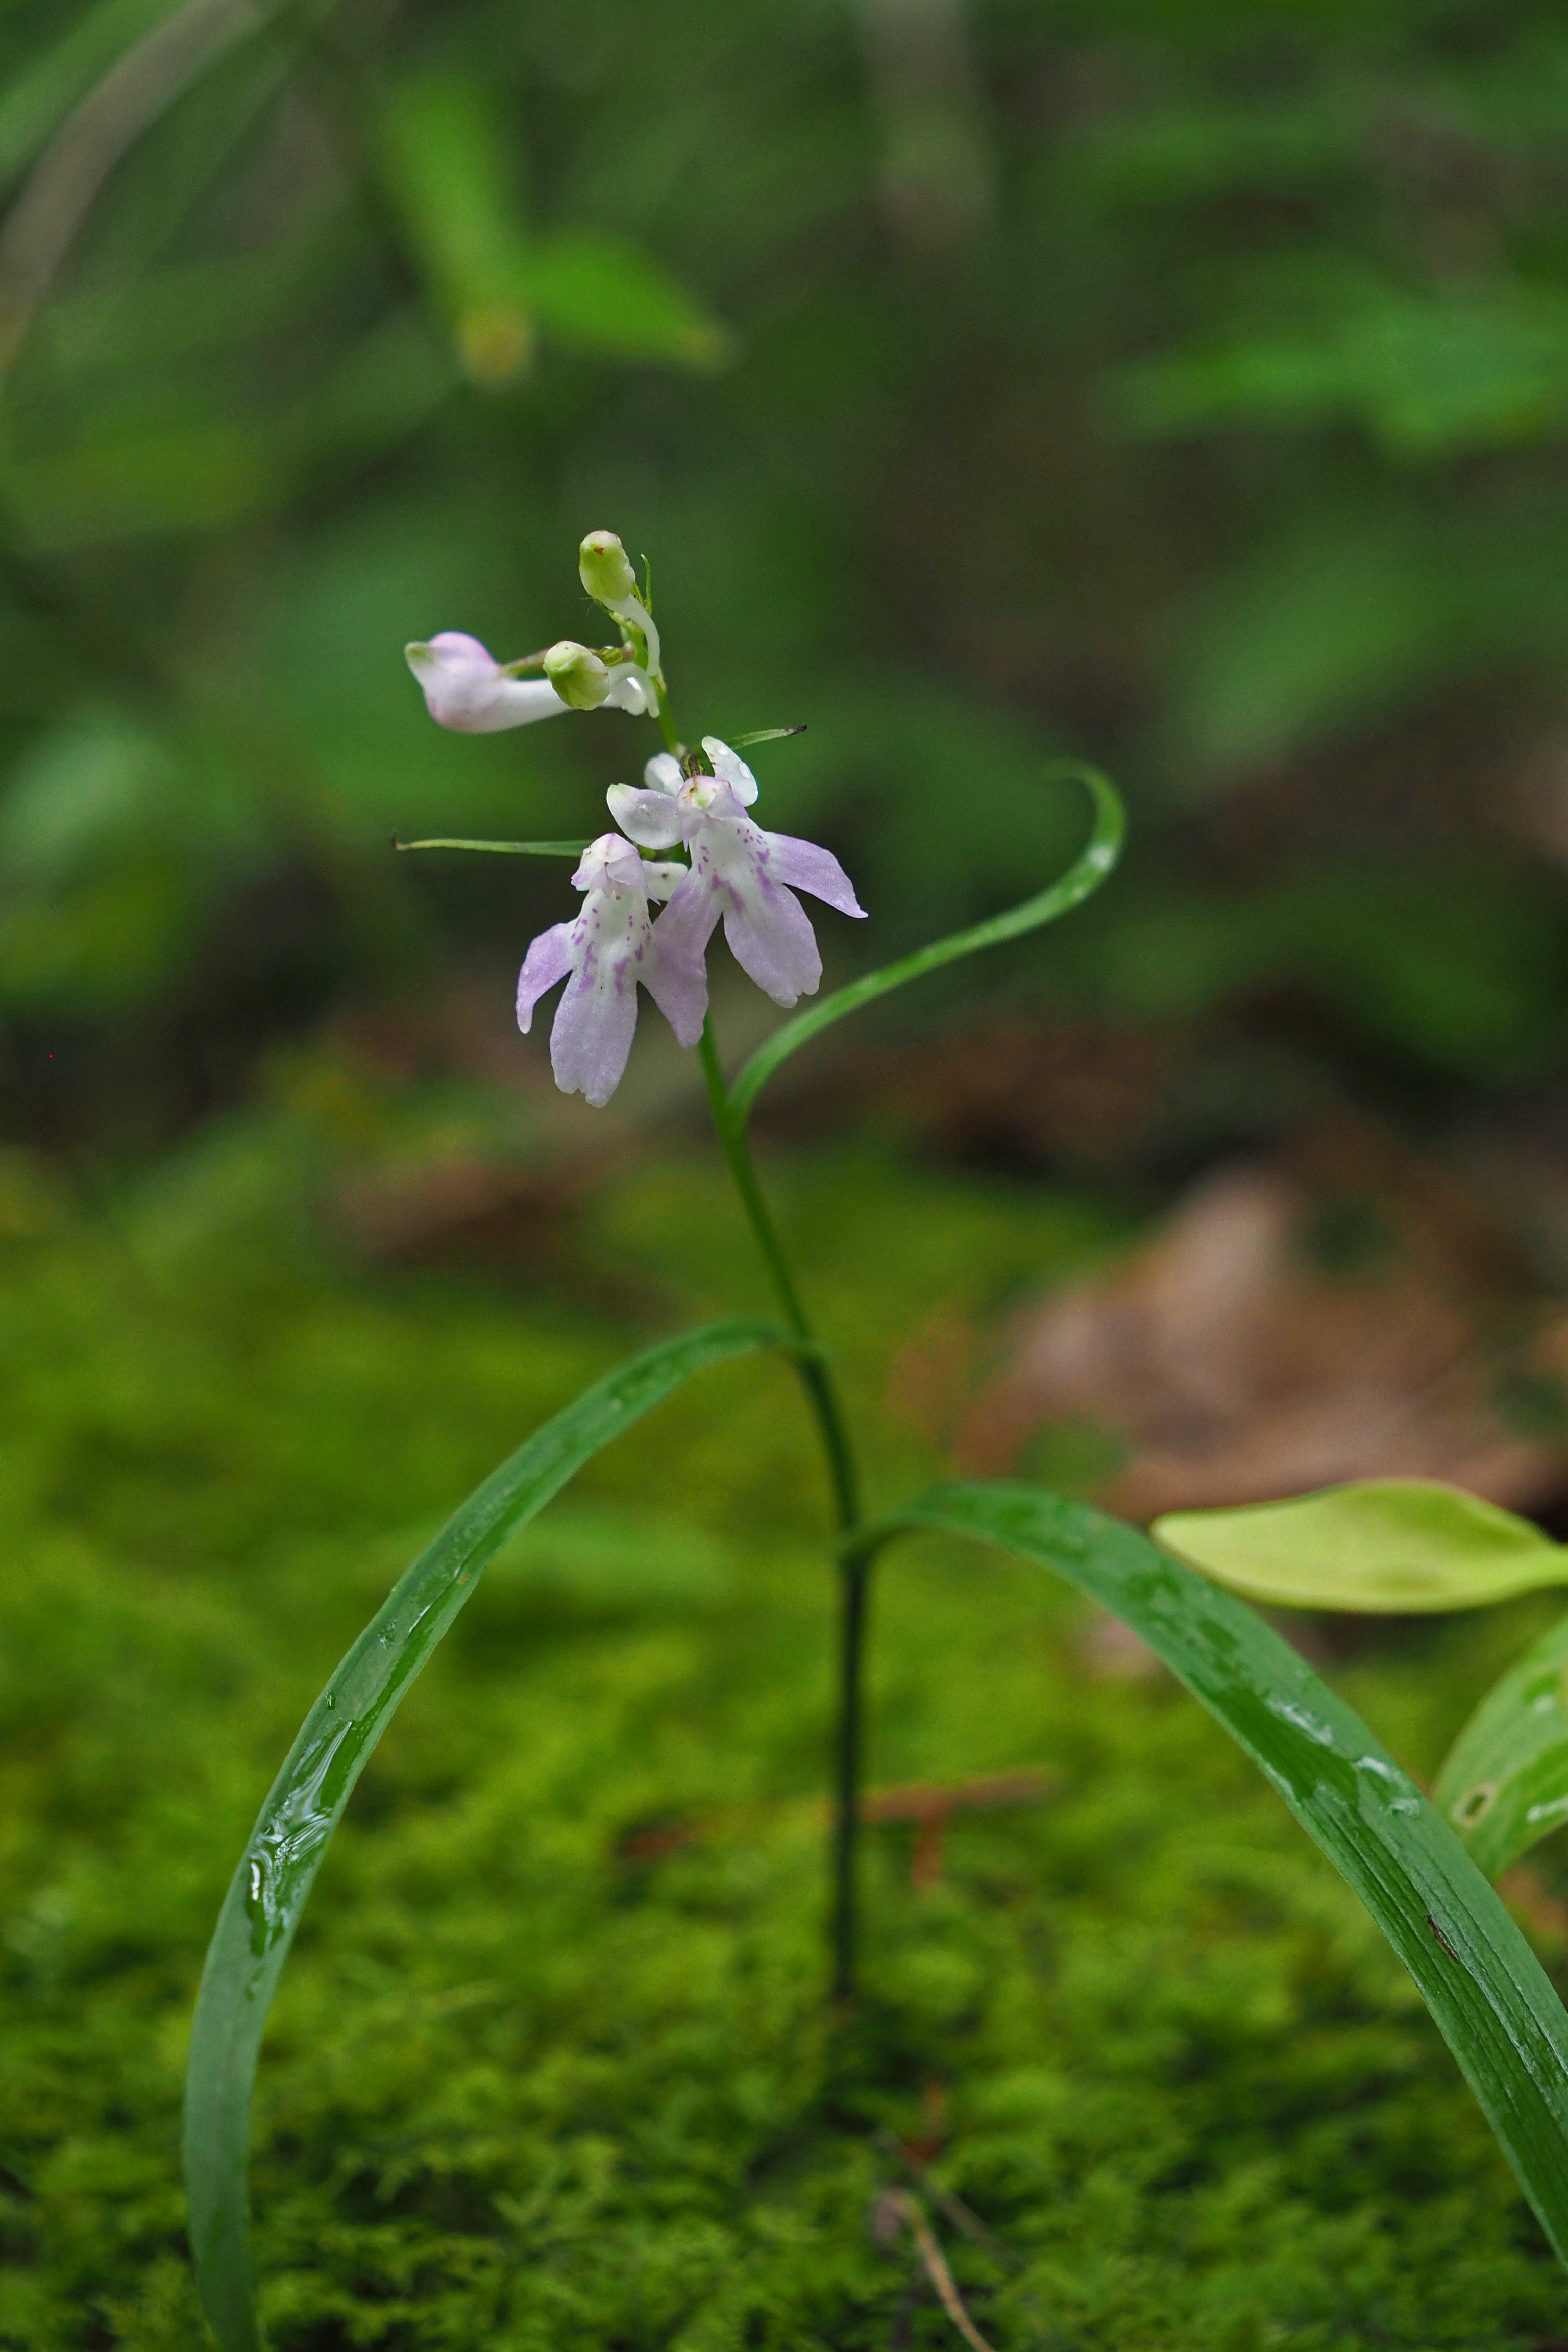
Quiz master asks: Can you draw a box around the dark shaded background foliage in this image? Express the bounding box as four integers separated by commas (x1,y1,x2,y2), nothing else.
8,0,1568,1156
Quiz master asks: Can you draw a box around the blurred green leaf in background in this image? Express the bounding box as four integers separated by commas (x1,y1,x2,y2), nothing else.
6,0,1568,1152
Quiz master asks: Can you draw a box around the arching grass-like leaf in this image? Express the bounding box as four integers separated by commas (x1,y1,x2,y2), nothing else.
1434,1610,1568,1881
726,764,1125,1126
851,1482,1568,2266
184,1317,782,2352
1155,1478,1568,1614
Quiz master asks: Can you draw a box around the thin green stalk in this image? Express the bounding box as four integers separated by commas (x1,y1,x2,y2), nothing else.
831,1555,871,2003
696,1018,869,1997
696,1021,859,1529
727,765,1124,1130
393,837,588,857
653,672,680,755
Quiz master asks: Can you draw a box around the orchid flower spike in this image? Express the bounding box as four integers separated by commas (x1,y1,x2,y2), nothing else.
405,631,655,732
607,736,865,1009
516,834,705,1107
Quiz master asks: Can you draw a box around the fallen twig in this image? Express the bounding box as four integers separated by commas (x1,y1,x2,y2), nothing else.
874,2128,1018,2270
874,2187,998,2352
861,1767,1056,1888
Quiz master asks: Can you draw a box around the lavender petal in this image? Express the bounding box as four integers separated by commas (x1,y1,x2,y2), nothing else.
550,960,639,1106
723,878,822,1007
644,919,709,1048
516,921,577,1031
763,831,866,917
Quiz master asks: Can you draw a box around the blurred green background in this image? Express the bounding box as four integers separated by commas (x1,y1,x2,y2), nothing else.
14,1,1568,2343
9,0,1568,1148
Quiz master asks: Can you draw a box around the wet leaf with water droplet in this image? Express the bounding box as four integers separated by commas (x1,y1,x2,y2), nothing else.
183,1316,783,2352
853,1479,1568,2272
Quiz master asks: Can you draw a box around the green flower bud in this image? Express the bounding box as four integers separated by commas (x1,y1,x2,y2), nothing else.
578,529,639,607
543,640,612,711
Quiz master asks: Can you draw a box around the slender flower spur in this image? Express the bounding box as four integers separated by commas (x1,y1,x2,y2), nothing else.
608,737,866,1007
404,630,655,731
516,833,703,1106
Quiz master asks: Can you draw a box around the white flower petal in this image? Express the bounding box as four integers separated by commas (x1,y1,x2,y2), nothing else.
701,736,758,805
614,593,661,682
640,859,688,902
602,666,658,715
573,831,647,893
608,783,683,851
644,752,683,795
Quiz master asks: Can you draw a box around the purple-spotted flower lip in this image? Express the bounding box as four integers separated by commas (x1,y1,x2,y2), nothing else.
405,631,655,732
605,736,865,1012
514,830,704,1108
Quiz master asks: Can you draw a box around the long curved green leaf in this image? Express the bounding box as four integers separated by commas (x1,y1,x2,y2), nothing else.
184,1317,781,2352
727,764,1125,1126
1155,1479,1568,1614
1434,1610,1568,1882
854,1481,1568,2265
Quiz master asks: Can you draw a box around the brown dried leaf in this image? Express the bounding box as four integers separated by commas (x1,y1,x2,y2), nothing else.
937,1123,1568,1523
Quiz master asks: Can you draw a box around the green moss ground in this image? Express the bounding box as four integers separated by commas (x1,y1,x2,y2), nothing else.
3,1121,1567,2349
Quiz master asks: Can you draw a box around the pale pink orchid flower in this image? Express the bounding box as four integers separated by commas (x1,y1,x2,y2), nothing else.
405,632,655,733
515,834,703,1107
606,737,865,1008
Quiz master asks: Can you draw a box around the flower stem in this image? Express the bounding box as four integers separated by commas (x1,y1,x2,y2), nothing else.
831,1553,871,2003
696,1018,868,1998
653,673,680,757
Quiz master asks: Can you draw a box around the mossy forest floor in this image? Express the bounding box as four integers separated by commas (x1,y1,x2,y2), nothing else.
4,1111,1568,2350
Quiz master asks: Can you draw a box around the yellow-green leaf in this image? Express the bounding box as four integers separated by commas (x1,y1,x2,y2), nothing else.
1153,1479,1568,1613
